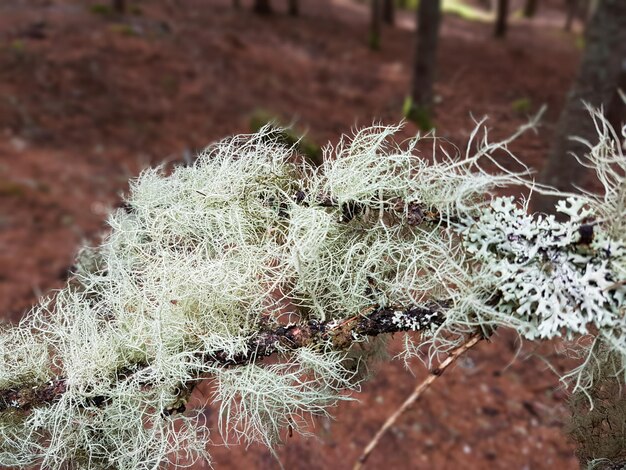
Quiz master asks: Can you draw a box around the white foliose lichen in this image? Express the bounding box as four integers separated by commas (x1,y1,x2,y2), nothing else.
459,196,626,340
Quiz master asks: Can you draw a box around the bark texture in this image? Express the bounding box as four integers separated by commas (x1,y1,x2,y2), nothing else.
0,303,447,414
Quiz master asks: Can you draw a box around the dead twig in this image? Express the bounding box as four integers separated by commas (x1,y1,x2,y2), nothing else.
353,333,483,470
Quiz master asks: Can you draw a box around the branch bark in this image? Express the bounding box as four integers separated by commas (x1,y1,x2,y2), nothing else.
0,302,447,414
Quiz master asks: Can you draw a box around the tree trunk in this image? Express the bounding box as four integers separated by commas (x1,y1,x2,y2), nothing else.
369,0,382,50
253,0,272,14
607,66,626,133
112,0,125,14
288,0,299,16
564,0,578,31
233,0,241,9
383,0,395,25
582,0,597,25
494,0,509,37
407,0,442,129
523,0,538,17
536,0,626,214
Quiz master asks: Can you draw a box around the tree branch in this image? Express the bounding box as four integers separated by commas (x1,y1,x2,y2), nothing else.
0,302,447,414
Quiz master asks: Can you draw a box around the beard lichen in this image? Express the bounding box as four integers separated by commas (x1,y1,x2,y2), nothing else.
1,113,625,469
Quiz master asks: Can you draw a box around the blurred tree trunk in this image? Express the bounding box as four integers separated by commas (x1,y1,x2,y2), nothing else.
288,0,299,16
369,0,382,50
112,0,125,14
253,0,272,14
233,0,241,9
607,67,626,132
582,0,599,32
523,0,538,17
494,0,509,37
407,0,442,129
582,0,593,20
564,0,578,31
383,0,395,25
536,0,626,214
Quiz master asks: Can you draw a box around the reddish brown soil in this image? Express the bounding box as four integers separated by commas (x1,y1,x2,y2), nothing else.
0,0,584,468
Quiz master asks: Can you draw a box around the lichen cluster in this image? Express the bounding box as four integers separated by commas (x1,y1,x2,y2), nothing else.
460,196,626,339
0,111,624,469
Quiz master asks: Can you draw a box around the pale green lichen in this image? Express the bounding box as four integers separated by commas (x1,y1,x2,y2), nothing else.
213,347,356,449
0,112,625,468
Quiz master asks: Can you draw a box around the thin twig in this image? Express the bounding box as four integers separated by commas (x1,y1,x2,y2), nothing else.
353,333,483,470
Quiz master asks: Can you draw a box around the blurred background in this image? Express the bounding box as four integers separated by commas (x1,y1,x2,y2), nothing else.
0,0,623,468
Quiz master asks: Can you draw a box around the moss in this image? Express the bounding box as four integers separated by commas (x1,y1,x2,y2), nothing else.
89,3,114,16
109,23,139,36
129,4,143,15
403,97,434,130
511,97,532,114
368,32,380,51
443,0,493,22
0,181,25,198
403,0,492,22
10,40,25,54
249,109,322,166
511,8,526,19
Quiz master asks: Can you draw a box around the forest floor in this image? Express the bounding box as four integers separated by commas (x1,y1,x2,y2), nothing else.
0,0,584,468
